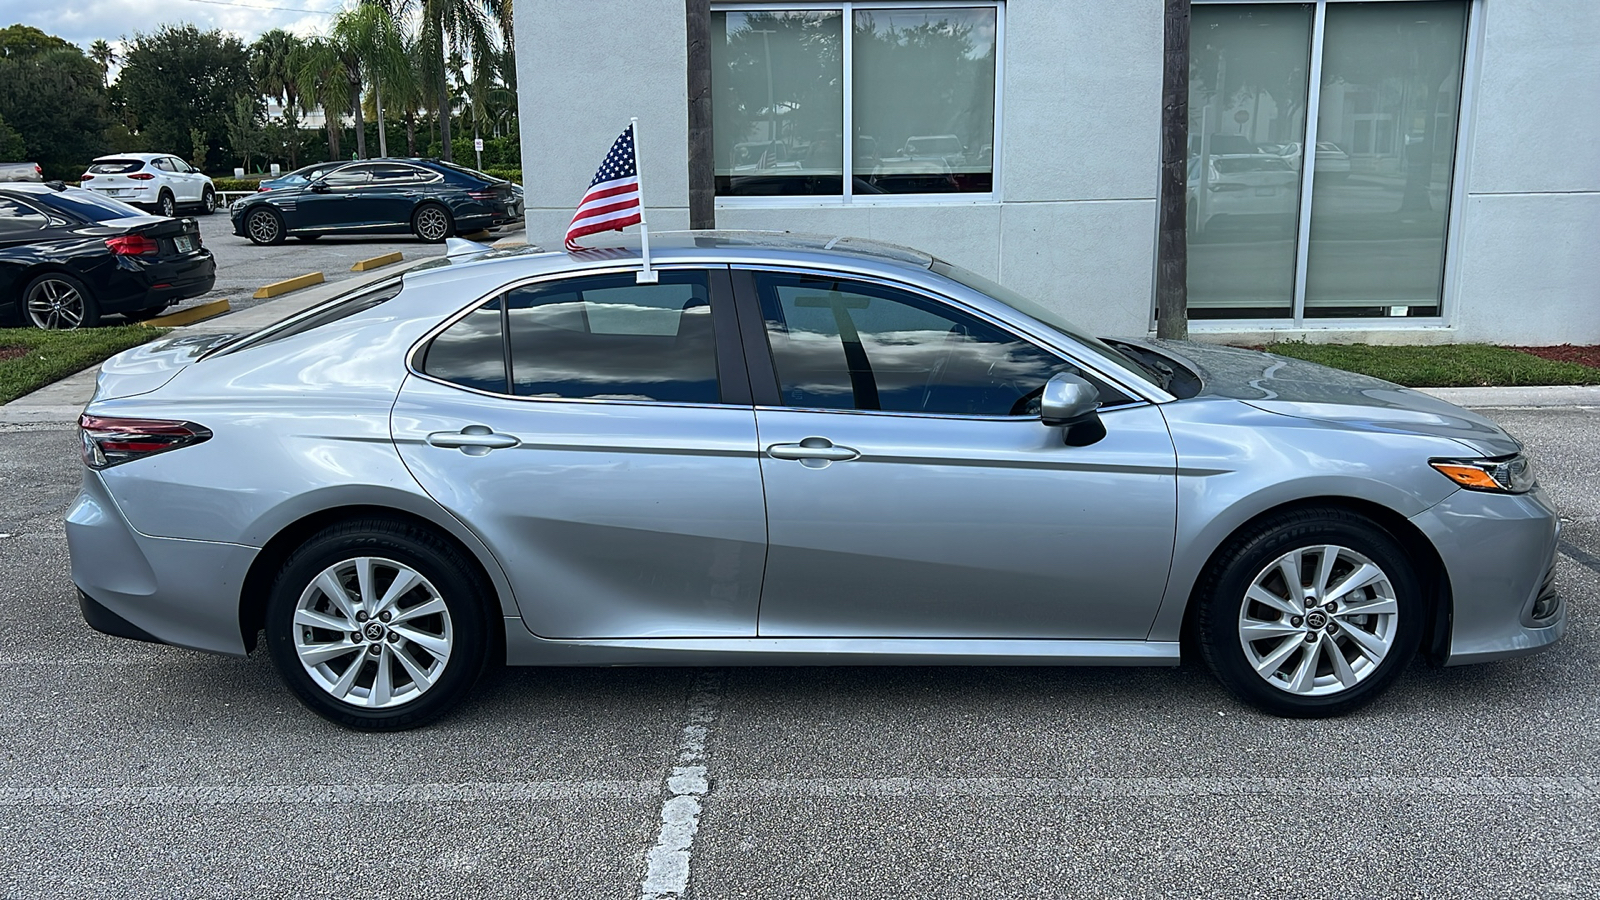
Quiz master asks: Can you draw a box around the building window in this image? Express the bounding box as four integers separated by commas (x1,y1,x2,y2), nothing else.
1187,0,1469,321
711,3,1000,200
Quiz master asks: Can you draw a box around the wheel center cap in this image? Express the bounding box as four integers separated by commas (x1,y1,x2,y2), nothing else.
1305,610,1328,630
364,623,386,641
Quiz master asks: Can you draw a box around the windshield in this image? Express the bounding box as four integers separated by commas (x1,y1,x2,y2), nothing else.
87,160,145,174
930,259,1164,390
39,189,150,222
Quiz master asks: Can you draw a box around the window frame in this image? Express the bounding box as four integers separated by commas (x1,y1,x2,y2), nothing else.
710,0,1006,208
1180,0,1482,332
407,265,754,409
731,264,1144,421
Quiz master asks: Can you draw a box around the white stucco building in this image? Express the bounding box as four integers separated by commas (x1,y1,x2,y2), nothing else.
516,0,1599,345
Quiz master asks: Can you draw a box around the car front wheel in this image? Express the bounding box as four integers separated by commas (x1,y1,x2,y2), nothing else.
1196,507,1423,718
265,519,492,731
245,208,286,245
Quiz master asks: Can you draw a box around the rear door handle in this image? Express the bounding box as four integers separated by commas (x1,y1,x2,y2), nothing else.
426,425,520,455
767,437,860,465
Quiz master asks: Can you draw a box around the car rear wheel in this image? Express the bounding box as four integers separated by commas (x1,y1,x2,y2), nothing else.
199,187,217,215
411,203,454,243
245,208,286,246
265,519,492,731
1196,507,1422,718
24,272,100,330
158,191,176,218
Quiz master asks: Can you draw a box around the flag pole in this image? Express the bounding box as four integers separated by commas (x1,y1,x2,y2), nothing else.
631,116,657,284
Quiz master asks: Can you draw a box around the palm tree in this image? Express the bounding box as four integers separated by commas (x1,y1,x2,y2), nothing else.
402,0,502,162
333,2,408,158
88,39,116,89
293,38,353,162
251,29,305,168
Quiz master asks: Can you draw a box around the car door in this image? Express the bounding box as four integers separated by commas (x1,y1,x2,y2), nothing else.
0,195,61,304
299,164,376,230
365,163,435,230
173,158,207,202
158,157,193,202
391,266,768,639
741,268,1179,640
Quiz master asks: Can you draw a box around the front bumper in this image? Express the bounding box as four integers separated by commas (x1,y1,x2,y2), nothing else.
66,469,257,656
1410,484,1567,665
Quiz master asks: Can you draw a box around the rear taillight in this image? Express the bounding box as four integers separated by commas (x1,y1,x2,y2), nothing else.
257,186,270,192
468,189,497,201
128,172,155,181
81,173,95,181
105,234,161,256
79,415,212,469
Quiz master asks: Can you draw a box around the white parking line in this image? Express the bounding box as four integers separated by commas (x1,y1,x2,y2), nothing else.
716,775,1600,798
640,669,726,900
0,781,658,806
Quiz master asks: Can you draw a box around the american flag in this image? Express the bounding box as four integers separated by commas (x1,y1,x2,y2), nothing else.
565,125,642,251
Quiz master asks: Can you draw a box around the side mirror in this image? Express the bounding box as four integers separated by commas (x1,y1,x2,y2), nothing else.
1039,372,1106,446
310,181,330,193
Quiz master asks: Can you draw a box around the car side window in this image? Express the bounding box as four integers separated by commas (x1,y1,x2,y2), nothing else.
754,271,1122,416
323,165,373,188
370,164,435,185
0,197,49,232
422,297,508,393
506,270,721,403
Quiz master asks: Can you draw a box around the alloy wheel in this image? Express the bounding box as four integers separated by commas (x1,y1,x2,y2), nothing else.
415,206,450,241
159,193,176,217
291,556,454,709
247,210,280,244
26,278,87,330
1237,544,1399,696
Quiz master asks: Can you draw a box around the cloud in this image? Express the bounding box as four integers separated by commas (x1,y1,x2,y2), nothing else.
3,0,342,63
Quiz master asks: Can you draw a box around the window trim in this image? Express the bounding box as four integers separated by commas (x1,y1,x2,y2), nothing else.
730,263,1148,422
407,264,753,409
711,0,1005,206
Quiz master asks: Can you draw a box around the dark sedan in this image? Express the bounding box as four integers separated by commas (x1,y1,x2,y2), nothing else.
230,158,521,245
0,183,216,329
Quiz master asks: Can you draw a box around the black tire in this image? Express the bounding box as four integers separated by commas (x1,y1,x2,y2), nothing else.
265,519,493,731
411,203,455,243
245,207,286,246
121,302,172,322
23,271,100,330
199,186,217,215
158,190,177,218
1195,507,1423,718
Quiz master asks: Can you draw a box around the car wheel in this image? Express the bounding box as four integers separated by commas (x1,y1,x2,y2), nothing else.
121,302,172,322
1195,507,1423,718
200,187,217,215
158,191,177,218
24,272,100,330
411,203,454,243
265,519,492,731
245,208,286,246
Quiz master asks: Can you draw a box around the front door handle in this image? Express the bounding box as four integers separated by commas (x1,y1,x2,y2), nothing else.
767,437,860,466
426,425,520,455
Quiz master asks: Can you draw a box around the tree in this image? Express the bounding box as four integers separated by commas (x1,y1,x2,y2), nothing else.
293,37,351,162
332,2,408,158
0,27,112,178
119,25,254,169
88,39,116,89
225,95,264,172
405,0,502,162
0,111,25,160
251,29,306,168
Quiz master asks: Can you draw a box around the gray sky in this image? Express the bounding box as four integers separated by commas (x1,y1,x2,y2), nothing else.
1,0,343,66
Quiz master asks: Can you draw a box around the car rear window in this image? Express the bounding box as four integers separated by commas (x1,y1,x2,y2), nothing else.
35,190,149,222
207,279,405,358
88,160,146,174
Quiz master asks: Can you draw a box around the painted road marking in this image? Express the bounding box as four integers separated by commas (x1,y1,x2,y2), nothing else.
640,669,726,900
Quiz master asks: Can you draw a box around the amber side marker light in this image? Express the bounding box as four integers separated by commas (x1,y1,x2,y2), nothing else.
1431,463,1501,490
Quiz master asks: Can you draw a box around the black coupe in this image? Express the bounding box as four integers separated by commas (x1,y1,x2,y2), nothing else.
230,158,521,246
0,183,216,329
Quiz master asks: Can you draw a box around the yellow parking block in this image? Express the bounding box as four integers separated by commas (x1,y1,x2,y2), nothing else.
351,251,404,272
252,271,325,299
141,299,231,328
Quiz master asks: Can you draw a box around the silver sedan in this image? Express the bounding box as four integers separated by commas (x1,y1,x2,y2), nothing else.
66,233,1564,729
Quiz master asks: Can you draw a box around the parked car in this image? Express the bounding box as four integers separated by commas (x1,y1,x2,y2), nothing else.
1265,141,1352,180
1187,153,1300,232
0,161,44,182
0,182,214,328
255,162,345,192
68,233,1562,730
229,158,521,245
79,153,218,218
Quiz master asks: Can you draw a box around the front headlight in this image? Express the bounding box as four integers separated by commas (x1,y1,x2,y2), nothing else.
1430,452,1536,494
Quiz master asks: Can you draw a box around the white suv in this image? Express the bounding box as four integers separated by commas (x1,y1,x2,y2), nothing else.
80,153,217,217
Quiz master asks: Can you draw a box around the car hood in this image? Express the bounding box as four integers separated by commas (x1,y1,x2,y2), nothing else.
94,332,240,401
1137,339,1520,457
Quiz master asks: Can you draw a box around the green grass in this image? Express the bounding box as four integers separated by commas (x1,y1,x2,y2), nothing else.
0,326,167,404
1261,342,1600,388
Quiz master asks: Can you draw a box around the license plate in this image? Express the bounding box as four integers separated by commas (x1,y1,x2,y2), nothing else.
106,189,126,196
175,235,193,253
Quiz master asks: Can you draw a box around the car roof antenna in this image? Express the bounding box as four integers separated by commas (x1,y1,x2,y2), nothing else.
444,236,491,259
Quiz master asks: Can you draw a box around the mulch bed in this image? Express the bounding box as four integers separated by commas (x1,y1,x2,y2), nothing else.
0,346,28,363
1512,345,1600,369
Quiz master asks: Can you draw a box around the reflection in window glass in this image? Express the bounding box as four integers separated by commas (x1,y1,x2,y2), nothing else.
1304,2,1467,317
507,272,721,403
423,297,507,393
756,272,1074,416
1186,4,1313,318
853,7,996,194
712,11,843,197
0,198,48,231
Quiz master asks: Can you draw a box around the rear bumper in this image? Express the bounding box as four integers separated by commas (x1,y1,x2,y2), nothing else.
66,469,256,656
1410,485,1567,665
97,252,217,312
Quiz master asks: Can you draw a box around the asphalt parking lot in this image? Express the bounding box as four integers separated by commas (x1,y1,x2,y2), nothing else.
0,406,1596,897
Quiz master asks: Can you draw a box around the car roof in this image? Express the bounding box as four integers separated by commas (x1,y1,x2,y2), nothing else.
93,153,170,161
0,182,91,196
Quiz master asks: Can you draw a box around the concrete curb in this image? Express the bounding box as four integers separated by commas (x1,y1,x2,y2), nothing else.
142,298,231,328
252,271,324,299
1417,385,1600,409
